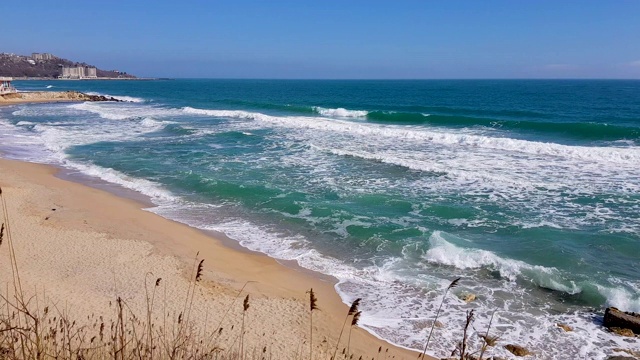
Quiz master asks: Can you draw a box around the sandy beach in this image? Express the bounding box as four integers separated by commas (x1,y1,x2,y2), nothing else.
0,156,428,359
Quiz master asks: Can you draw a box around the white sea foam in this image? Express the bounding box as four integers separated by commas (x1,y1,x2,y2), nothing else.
16,121,36,126
0,118,52,161
29,119,166,156
64,161,176,202
140,117,165,128
596,282,640,313
312,106,369,118
46,85,53,89
70,102,182,120
69,102,130,120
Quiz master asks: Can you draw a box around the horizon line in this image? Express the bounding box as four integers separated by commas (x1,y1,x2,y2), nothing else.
15,77,640,81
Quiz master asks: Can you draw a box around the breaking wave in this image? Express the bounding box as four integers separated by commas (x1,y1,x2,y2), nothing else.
312,106,368,118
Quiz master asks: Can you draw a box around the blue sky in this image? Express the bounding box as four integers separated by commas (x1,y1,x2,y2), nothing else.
1,1,639,79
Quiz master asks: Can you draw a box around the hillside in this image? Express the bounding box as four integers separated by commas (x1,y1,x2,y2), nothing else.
0,52,136,79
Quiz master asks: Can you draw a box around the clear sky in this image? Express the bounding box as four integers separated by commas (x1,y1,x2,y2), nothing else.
1,0,639,79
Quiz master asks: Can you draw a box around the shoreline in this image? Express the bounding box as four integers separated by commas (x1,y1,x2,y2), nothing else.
0,156,428,359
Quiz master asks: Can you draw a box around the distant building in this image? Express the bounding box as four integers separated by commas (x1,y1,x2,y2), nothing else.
32,53,55,61
85,67,97,78
0,77,17,94
59,66,98,79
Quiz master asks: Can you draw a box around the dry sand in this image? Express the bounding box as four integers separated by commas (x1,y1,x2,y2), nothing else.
0,158,430,359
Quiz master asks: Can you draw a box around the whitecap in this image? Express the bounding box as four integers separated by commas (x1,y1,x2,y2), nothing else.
312,106,369,118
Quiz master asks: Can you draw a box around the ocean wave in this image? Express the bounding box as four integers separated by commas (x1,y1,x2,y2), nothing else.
140,117,166,128
424,231,582,293
181,106,640,165
313,146,557,191
16,121,36,126
365,111,640,142
595,281,640,313
182,106,259,119
64,161,177,202
313,106,369,118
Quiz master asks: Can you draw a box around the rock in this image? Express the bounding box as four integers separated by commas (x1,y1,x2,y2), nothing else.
610,327,635,337
84,93,122,102
434,320,444,328
461,293,476,303
504,344,531,357
612,347,640,358
556,323,573,332
479,334,499,347
606,357,636,360
604,307,640,335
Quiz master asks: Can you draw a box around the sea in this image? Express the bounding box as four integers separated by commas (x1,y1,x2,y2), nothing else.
1,79,639,359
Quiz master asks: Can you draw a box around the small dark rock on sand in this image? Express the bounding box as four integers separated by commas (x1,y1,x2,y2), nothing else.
503,344,530,357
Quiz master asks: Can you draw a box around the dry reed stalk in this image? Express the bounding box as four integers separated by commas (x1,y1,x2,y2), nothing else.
477,309,497,360
182,252,200,317
420,277,460,359
0,186,28,358
143,273,162,360
308,288,319,360
346,310,361,359
332,298,361,360
182,254,204,348
240,294,250,360
196,259,204,282
203,280,255,354
0,186,23,301
458,309,475,360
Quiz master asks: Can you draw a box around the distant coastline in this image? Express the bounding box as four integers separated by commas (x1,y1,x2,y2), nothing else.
11,77,159,81
0,52,139,79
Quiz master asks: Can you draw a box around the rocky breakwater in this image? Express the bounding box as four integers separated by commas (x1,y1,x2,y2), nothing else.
0,91,124,104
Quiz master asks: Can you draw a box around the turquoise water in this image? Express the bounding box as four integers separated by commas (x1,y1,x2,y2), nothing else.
2,80,639,358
